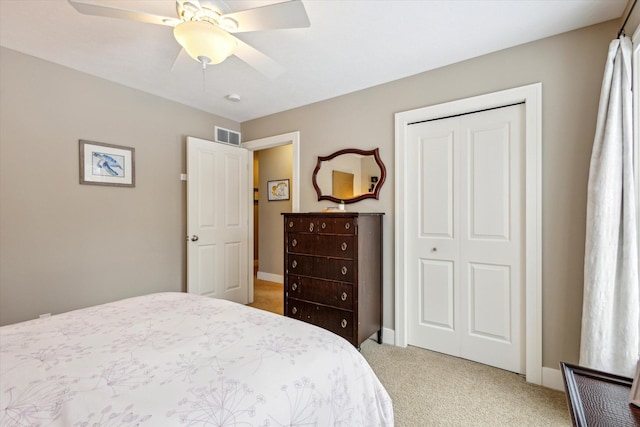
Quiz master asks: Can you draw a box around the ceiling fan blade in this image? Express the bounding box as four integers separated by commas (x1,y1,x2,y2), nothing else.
233,37,285,79
68,0,180,26
223,0,310,33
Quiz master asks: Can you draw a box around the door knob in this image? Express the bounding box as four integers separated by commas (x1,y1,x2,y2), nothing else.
190,235,199,242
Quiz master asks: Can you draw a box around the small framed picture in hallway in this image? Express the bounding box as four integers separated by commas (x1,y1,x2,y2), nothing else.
268,179,289,201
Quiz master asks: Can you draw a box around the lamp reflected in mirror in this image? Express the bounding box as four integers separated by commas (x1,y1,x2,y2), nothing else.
312,148,386,204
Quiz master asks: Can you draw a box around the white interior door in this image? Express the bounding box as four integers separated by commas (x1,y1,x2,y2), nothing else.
187,136,249,303
406,104,525,374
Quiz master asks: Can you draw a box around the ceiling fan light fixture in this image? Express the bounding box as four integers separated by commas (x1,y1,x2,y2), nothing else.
173,20,236,65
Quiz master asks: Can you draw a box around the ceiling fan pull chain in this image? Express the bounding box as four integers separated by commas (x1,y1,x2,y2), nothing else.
201,59,208,92
198,56,211,92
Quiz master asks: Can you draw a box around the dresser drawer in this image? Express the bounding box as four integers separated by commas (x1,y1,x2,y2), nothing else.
286,275,353,309
286,254,354,283
285,217,317,233
284,216,356,235
315,217,356,235
287,234,355,258
286,299,354,341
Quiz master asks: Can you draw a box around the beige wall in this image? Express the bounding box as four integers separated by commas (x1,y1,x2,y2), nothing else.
242,20,620,370
0,47,239,325
257,145,293,277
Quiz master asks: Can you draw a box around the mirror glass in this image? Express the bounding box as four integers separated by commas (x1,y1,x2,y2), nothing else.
312,148,386,204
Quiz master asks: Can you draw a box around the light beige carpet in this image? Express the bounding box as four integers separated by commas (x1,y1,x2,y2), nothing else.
248,279,571,426
360,340,571,426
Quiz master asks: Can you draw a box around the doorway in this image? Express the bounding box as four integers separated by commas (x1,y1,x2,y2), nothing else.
242,132,300,305
395,84,542,384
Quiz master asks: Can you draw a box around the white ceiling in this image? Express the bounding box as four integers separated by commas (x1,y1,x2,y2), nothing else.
0,0,628,122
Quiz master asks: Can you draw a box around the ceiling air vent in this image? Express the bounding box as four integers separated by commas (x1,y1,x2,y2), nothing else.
215,126,241,147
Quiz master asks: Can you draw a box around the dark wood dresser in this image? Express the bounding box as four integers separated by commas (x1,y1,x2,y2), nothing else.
282,212,383,348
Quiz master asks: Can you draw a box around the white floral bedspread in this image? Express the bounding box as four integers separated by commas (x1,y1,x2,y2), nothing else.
0,292,393,426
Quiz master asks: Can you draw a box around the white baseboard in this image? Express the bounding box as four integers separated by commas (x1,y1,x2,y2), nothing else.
382,327,395,345
256,271,283,284
368,327,396,345
542,366,565,391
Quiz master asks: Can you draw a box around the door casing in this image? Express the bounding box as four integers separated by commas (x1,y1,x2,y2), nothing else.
394,83,542,384
242,131,301,303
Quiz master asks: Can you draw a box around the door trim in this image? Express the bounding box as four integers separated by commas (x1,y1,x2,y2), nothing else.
394,83,542,384
241,131,301,303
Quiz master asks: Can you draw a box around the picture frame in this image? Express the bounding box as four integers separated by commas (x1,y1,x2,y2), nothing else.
79,140,135,187
630,360,640,407
267,179,290,201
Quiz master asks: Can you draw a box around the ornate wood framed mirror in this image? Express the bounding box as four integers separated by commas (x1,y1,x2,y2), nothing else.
312,148,386,204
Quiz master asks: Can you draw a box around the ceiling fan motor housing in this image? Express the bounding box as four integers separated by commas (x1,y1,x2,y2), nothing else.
173,20,237,65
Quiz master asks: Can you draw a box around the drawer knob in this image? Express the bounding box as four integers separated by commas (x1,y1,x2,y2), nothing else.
292,282,298,291
341,292,347,301
341,242,347,251
341,319,348,328
289,221,294,228
292,307,298,315
321,222,326,229
309,222,314,232
292,238,297,247
292,260,298,268
344,223,350,230
341,266,348,275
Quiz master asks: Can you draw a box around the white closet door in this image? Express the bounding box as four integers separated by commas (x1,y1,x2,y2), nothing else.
406,104,525,373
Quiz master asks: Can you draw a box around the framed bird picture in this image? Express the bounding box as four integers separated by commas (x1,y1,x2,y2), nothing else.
79,140,135,187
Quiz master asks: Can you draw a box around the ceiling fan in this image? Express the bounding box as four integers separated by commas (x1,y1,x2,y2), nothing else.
67,0,310,78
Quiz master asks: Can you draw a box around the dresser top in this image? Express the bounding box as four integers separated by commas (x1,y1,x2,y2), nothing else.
282,212,384,217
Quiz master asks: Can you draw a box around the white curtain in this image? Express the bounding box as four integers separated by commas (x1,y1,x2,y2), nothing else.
580,35,639,377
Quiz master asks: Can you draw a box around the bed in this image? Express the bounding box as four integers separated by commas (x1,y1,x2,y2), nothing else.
0,292,393,426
